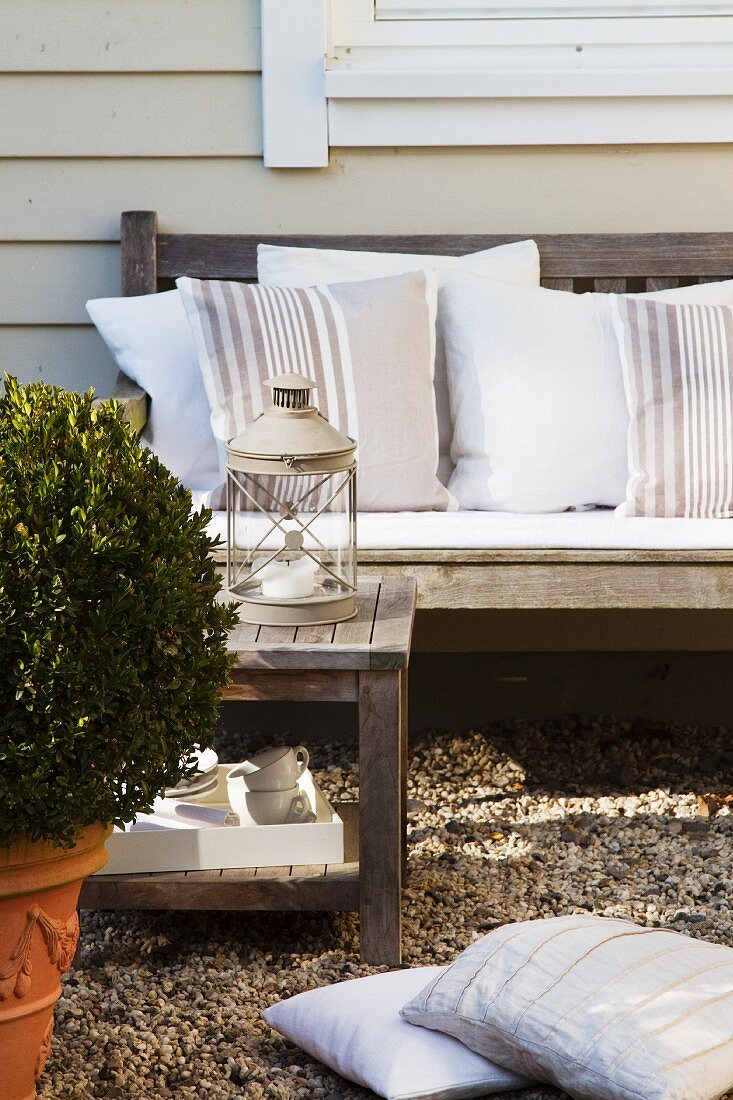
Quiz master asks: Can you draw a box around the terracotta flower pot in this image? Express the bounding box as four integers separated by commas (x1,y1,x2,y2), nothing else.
0,824,110,1100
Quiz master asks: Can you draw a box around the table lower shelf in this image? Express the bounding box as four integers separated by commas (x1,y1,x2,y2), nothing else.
79,804,360,913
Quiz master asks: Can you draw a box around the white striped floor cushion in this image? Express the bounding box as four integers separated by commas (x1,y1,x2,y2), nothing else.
612,297,733,518
401,915,733,1100
176,271,453,513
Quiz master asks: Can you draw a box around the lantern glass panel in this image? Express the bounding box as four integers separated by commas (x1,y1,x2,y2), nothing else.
227,465,356,622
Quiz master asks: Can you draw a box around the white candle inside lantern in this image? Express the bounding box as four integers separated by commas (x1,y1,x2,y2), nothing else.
257,556,318,600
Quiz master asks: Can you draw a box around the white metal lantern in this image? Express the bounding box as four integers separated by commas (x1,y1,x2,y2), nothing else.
226,372,357,626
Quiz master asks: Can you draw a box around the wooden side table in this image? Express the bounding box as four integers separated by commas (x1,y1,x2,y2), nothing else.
79,577,417,966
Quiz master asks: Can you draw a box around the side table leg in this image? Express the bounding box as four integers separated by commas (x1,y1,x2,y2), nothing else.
400,667,408,883
358,669,403,966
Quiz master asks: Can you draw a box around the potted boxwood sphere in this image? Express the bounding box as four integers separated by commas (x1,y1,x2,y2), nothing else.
0,377,238,1100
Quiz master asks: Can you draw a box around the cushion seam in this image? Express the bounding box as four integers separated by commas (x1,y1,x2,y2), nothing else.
391,1074,523,1100
404,1010,651,1100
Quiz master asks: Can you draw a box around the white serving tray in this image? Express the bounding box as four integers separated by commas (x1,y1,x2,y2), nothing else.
96,766,344,876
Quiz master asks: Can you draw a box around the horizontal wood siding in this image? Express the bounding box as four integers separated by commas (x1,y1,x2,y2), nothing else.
1,0,263,385
1,75,262,157
0,0,260,72
6,149,733,242
0,244,120,323
0,327,117,392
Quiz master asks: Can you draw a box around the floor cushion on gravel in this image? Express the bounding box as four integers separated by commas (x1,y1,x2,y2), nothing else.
402,913,733,1100
264,966,532,1100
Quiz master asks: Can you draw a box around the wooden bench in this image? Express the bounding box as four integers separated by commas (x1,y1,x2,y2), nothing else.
110,211,733,620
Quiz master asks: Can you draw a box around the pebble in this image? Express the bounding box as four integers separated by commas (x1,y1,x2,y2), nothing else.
39,715,732,1099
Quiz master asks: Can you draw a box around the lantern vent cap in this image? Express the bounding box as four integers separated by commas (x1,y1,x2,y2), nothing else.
264,373,317,411
226,370,356,464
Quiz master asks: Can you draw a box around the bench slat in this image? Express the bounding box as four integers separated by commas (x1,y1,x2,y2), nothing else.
152,228,733,283
358,562,733,611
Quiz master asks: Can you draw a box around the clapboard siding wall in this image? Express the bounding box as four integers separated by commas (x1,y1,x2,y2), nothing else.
5,0,733,391
1,0,261,71
1,75,262,157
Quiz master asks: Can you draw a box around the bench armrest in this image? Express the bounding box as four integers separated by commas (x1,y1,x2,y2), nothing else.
94,371,149,434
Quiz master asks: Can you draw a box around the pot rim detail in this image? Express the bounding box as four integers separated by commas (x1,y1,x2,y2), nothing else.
0,824,111,901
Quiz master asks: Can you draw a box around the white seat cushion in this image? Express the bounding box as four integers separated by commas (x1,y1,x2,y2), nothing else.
200,505,733,551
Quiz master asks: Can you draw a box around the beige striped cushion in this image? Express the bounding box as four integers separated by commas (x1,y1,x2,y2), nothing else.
177,271,452,512
612,297,733,518
401,915,733,1100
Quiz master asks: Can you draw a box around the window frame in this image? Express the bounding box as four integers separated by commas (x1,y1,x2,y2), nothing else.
261,0,733,166
376,1,733,18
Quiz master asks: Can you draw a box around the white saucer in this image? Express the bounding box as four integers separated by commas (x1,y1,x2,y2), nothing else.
164,770,220,799
193,747,219,775
164,747,220,797
164,775,219,799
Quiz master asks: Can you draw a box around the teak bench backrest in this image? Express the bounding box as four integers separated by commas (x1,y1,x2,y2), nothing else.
121,210,733,299
117,211,733,616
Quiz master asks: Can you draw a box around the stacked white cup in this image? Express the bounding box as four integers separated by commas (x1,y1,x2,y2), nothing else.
226,746,315,826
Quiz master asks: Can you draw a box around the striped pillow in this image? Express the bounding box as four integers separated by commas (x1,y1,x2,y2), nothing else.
177,271,453,512
401,915,733,1100
612,297,733,518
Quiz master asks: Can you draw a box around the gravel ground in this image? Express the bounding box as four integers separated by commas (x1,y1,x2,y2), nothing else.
39,716,733,1099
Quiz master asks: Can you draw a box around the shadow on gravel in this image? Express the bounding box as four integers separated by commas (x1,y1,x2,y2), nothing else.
417,716,733,799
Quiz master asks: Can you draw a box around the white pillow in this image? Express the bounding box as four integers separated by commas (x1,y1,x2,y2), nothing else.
86,291,221,496
257,240,540,486
402,915,733,1100
263,966,532,1100
442,273,733,512
257,239,540,286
